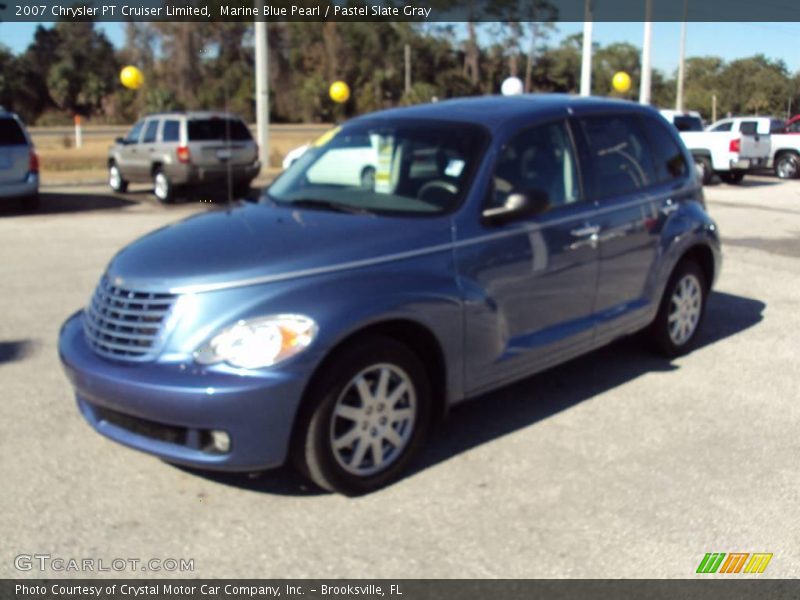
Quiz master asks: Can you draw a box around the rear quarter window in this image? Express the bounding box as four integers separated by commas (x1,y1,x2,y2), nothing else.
188,119,252,142
0,118,28,146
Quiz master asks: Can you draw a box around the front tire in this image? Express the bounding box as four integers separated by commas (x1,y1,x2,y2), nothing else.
153,169,174,203
649,260,708,358
775,152,799,180
295,338,431,495
108,162,128,193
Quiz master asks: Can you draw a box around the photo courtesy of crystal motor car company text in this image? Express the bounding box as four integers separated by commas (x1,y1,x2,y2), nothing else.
58,88,721,495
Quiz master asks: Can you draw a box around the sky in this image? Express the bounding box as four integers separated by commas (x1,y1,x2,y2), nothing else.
1,21,799,76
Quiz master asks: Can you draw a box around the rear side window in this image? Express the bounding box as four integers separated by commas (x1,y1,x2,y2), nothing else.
0,118,27,146
643,116,688,182
162,120,180,142
142,120,159,143
770,119,786,133
673,116,703,132
188,119,252,142
710,122,733,132
576,114,656,199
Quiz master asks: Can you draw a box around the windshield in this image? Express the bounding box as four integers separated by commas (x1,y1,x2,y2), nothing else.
267,120,488,216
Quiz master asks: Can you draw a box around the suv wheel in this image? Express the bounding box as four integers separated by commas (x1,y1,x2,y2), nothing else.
295,338,431,495
775,153,799,180
153,169,174,203
108,162,128,193
649,260,708,357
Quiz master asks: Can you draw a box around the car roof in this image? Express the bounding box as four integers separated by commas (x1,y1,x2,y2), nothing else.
143,111,244,120
349,94,658,129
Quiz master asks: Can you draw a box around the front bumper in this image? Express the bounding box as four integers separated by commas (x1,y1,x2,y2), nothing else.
58,311,307,471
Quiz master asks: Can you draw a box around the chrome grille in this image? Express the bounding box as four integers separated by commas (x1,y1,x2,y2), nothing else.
83,276,177,362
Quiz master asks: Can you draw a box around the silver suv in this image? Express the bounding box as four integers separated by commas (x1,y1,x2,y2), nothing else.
0,108,39,211
108,111,260,203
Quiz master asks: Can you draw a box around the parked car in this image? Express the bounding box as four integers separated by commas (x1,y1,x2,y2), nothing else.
783,115,800,134
60,95,721,495
659,109,705,132
108,111,260,202
677,116,772,185
0,107,39,211
703,116,800,180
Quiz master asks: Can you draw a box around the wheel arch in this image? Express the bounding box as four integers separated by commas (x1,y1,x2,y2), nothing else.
677,243,716,290
290,318,449,456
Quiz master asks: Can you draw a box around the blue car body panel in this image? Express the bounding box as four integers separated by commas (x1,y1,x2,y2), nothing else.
59,95,721,470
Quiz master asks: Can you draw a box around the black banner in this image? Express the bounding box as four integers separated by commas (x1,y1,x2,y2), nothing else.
3,580,800,600
1,0,800,23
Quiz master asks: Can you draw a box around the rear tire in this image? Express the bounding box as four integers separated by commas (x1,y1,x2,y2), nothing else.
720,171,745,184
774,152,799,180
108,162,128,193
648,260,708,358
294,337,432,495
153,169,174,203
694,156,713,185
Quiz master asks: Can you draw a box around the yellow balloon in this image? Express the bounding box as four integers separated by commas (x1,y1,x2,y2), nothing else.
612,71,632,93
329,81,350,104
120,66,144,90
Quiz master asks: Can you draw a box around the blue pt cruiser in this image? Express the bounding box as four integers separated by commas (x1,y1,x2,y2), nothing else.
60,96,721,494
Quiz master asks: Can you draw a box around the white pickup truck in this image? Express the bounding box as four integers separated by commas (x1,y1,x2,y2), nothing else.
661,114,772,185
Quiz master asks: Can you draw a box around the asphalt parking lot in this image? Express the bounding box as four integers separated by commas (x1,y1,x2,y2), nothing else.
1,176,798,578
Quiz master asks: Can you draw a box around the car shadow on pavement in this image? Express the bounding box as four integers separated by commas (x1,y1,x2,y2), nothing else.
180,291,765,497
0,339,35,365
0,192,137,216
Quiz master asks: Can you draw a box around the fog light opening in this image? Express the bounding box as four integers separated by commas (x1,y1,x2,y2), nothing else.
203,430,231,454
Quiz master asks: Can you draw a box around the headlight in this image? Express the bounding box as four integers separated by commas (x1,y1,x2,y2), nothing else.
194,315,317,369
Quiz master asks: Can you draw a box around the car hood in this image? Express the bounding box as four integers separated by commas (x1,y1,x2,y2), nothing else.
105,203,453,293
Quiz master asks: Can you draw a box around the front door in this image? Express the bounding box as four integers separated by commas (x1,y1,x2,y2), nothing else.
455,119,600,395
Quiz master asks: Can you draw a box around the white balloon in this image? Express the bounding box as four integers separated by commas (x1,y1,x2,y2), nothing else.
501,77,524,96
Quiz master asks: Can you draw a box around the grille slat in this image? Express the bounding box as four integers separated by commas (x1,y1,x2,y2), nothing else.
83,276,177,362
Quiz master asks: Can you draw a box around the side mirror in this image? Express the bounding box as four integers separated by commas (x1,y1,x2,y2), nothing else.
115,137,126,145
482,189,550,225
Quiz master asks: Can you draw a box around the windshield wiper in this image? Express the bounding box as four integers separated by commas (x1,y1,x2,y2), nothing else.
287,198,375,215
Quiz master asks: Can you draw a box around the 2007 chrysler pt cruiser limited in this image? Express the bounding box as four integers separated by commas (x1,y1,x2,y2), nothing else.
60,95,721,494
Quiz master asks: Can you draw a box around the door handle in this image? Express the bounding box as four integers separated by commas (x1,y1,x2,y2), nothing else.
660,199,679,216
570,224,600,237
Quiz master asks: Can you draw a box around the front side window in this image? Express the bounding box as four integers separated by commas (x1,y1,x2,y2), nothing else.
162,120,180,142
142,120,159,144
770,119,786,134
490,120,580,211
576,114,656,199
267,120,488,216
125,120,145,144
643,116,688,182
673,116,704,132
710,121,733,132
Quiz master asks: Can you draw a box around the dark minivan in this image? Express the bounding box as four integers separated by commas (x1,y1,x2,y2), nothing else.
61,95,721,494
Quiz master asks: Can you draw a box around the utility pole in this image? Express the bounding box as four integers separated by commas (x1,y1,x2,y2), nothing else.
639,0,653,105
712,94,717,123
675,0,688,111
254,7,269,167
404,44,411,95
580,0,593,96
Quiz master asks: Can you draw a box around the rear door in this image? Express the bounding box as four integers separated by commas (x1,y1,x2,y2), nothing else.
571,112,663,341
137,118,161,178
117,120,146,180
0,117,31,185
186,118,257,168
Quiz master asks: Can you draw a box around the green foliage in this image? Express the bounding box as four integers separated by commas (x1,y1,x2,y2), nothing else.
0,22,798,125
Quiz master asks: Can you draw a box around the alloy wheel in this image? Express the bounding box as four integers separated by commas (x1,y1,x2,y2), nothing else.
668,273,703,346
